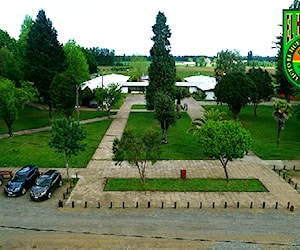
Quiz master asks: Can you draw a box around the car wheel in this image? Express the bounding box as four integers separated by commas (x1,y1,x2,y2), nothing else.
59,180,63,187
47,192,52,199
21,188,26,195
0,180,3,186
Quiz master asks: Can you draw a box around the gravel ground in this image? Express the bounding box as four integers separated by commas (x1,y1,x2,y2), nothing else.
1,186,300,249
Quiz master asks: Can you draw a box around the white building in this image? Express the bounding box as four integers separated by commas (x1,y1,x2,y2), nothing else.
82,73,217,100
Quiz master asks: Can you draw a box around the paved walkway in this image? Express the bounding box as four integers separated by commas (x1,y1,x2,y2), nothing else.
65,95,300,209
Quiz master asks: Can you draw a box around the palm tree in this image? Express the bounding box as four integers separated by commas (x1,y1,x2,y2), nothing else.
273,100,292,147
189,108,227,133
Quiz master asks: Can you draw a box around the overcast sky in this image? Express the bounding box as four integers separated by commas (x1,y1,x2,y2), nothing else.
0,0,293,57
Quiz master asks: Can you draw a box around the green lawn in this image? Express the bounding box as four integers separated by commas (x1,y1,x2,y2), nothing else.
203,105,300,160
104,178,267,192
125,112,205,159
131,104,147,109
0,105,115,135
0,120,112,168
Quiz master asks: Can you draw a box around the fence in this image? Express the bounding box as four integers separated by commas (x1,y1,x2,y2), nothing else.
273,165,299,191
58,199,295,211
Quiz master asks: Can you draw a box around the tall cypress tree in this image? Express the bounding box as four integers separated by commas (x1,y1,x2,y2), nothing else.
146,11,176,110
25,9,65,116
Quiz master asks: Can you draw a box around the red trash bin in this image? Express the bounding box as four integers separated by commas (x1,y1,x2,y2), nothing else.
180,169,186,179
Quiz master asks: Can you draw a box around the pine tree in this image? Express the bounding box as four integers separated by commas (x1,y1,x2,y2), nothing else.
146,11,176,110
24,9,65,116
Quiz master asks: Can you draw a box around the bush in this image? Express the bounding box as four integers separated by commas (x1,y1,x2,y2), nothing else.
192,90,207,101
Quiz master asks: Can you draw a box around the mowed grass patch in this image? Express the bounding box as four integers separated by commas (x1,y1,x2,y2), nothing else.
131,104,147,109
104,178,267,192
203,105,300,160
0,120,112,168
126,112,205,159
0,105,114,135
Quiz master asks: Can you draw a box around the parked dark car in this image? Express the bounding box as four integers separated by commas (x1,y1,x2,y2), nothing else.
4,165,40,197
30,170,62,201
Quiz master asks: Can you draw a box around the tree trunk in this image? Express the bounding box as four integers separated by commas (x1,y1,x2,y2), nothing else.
220,157,229,184
65,154,70,178
253,103,258,117
176,103,181,118
233,111,238,120
162,126,168,144
76,84,80,121
277,124,282,148
136,161,146,184
8,125,13,137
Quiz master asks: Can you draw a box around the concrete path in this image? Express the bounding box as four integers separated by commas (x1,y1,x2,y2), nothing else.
66,95,300,209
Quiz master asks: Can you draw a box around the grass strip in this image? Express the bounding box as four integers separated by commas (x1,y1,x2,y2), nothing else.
104,178,267,192
131,104,147,109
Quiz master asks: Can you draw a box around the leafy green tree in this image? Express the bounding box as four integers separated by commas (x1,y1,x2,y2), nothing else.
247,68,273,116
90,47,115,66
154,92,177,143
196,56,206,67
129,55,147,81
273,99,292,147
24,9,65,117
16,15,33,77
0,29,16,51
49,117,87,178
113,129,160,184
50,72,76,118
215,50,245,82
82,47,98,74
0,79,36,136
214,72,256,119
146,11,176,110
195,120,251,183
62,39,90,120
0,47,23,82
94,87,107,110
95,83,122,118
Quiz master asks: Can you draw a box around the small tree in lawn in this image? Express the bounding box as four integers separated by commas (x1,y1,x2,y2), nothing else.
214,72,256,120
247,67,273,116
273,99,292,148
195,120,251,183
113,129,161,184
49,117,86,178
0,79,36,136
154,92,177,144
95,83,121,118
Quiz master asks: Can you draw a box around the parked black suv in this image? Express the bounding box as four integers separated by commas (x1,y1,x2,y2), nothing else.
30,170,62,201
4,165,40,196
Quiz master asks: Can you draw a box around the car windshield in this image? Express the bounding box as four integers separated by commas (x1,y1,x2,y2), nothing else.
11,174,26,182
36,177,50,187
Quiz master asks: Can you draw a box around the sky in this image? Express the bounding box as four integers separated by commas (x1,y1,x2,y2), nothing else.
0,0,294,57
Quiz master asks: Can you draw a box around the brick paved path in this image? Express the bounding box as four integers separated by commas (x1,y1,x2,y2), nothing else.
66,95,300,209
